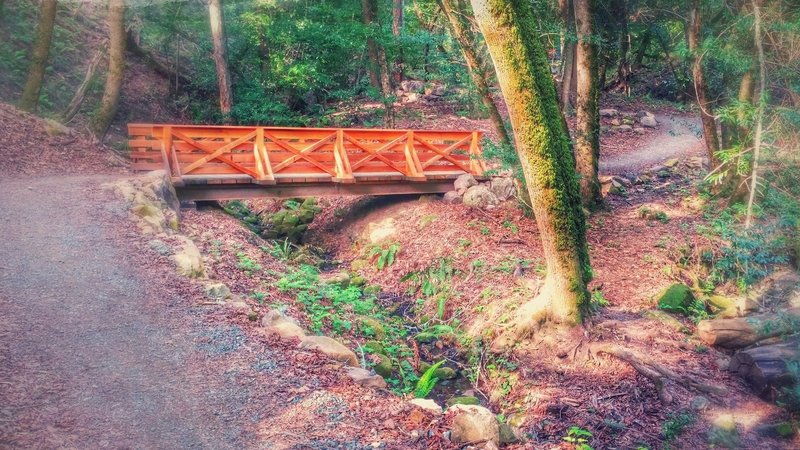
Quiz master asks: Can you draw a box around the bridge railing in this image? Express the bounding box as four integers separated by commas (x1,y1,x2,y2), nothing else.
128,124,485,185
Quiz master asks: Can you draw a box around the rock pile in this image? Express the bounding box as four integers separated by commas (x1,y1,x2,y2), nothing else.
444,174,516,208
260,197,321,243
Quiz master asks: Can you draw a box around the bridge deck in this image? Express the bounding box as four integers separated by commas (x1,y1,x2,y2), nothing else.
128,124,486,199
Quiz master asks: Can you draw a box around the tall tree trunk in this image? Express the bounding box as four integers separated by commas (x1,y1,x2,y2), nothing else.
92,0,125,139
614,0,630,95
737,69,755,142
745,0,765,229
632,28,651,72
61,45,104,122
18,0,58,112
688,0,720,166
470,0,592,348
558,0,576,113
392,0,404,84
208,0,233,121
362,0,395,127
574,0,602,207
438,0,511,147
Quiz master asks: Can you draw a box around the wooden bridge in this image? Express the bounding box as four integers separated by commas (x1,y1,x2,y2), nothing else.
128,124,486,200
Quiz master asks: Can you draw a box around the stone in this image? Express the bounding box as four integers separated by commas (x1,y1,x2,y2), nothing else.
433,366,457,380
359,317,386,339
617,124,632,132
686,156,706,169
657,284,698,316
610,118,621,126
664,158,680,168
454,174,478,194
640,116,658,128
446,396,481,407
148,239,172,256
708,413,740,448
363,340,386,355
345,367,387,389
299,335,358,366
634,127,647,134
462,185,500,209
401,80,425,93
691,396,710,411
448,404,500,447
706,295,740,318
205,282,231,300
322,271,351,288
404,92,420,103
262,309,306,340
366,218,397,244
172,236,205,278
442,191,462,204
408,398,443,415
43,118,71,136
600,108,618,117
372,354,393,378
637,110,656,119
489,177,515,201
499,423,522,445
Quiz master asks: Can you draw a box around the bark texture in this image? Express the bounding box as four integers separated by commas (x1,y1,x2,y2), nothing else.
362,0,382,88
392,0,404,84
62,45,104,122
729,338,800,398
19,0,58,112
439,0,511,147
573,0,601,208
470,0,592,348
697,308,800,349
362,0,395,127
558,0,576,112
92,0,125,139
688,0,720,165
208,0,233,120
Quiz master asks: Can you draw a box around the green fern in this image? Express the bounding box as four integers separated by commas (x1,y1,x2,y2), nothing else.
414,360,444,398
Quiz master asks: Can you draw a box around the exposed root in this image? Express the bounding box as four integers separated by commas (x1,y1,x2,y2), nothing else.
590,343,727,404
490,295,552,353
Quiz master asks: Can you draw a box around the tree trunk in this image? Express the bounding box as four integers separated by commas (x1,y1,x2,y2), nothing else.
558,0,576,113
363,0,382,88
208,0,233,121
438,0,511,147
18,0,58,112
92,0,125,139
573,0,601,208
688,0,720,166
632,28,651,72
126,30,190,90
61,45,104,122
729,338,800,399
362,0,394,127
745,0,766,229
614,0,630,95
697,308,800,349
392,0,404,84
470,0,592,349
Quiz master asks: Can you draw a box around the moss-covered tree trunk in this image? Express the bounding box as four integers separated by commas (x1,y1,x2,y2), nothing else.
470,0,592,347
208,0,233,121
18,0,58,112
574,0,601,208
438,0,511,147
92,0,125,139
558,0,576,113
688,0,719,166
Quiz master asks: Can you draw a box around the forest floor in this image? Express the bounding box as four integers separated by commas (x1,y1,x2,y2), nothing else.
0,98,797,450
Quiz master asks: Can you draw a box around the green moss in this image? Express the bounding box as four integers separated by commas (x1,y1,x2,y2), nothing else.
359,317,385,339
363,340,386,355
657,284,705,318
372,354,393,378
446,396,481,407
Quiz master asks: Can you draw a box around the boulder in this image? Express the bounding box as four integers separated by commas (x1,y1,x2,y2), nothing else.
499,423,522,445
463,185,500,208
262,310,306,340
656,284,699,315
489,177,515,201
401,80,425,93
345,367,387,389
404,92,421,103
664,158,680,168
454,174,478,194
610,118,621,126
408,398,443,415
358,317,386,339
299,335,358,366
172,236,205,278
600,108,618,117
321,271,350,288
371,354,393,378
617,124,633,132
448,404,500,447
442,191,462,204
637,110,656,119
640,115,658,128
205,282,231,300
365,217,397,244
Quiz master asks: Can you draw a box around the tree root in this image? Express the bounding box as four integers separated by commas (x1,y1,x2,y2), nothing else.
590,343,727,404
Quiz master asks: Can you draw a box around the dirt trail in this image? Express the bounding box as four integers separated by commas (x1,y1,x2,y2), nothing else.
0,176,259,449
599,113,704,175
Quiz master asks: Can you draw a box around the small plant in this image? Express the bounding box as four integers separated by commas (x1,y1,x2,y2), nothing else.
265,238,294,260
662,411,696,443
502,220,519,234
480,225,491,236
414,360,444,398
638,206,670,223
236,252,262,276
563,426,593,450
590,289,609,311
251,291,267,304
369,243,400,270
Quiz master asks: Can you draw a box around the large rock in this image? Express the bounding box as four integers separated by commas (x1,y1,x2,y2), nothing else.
640,115,658,128
442,191,462,204
600,108,618,117
299,335,358,366
489,177,515,201
401,80,425,93
365,217,397,244
448,404,500,447
262,310,306,340
108,170,181,234
172,236,205,278
205,282,231,300
408,398,443,415
463,185,500,209
345,367,387,389
656,284,698,315
454,174,478,194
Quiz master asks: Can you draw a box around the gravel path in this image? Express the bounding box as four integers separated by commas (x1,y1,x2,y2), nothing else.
599,113,705,175
0,176,256,449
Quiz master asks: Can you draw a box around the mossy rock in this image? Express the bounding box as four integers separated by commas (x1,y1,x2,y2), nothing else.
446,396,480,407
499,423,522,444
350,259,368,271
414,332,437,344
433,366,457,380
657,284,698,315
359,317,386,339
363,285,381,296
363,340,386,355
707,295,738,318
372,354,393,378
643,310,689,334
350,275,367,287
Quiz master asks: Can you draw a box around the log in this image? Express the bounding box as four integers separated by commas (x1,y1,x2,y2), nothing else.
729,338,800,398
697,308,800,349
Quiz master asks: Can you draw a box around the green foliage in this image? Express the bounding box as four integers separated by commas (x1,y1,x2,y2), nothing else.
589,289,609,312
236,252,262,276
265,238,295,261
414,360,444,398
369,243,400,270
661,411,696,445
562,426,593,450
